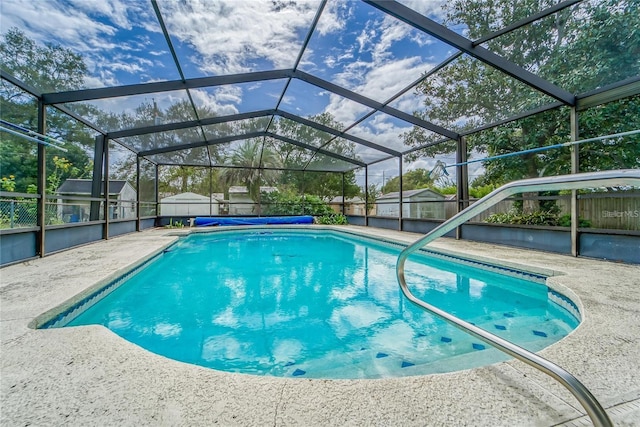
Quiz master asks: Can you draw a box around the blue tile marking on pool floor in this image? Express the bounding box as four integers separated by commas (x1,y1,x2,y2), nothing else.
533,330,548,337
292,369,306,377
504,312,515,318
376,352,389,358
401,361,415,368
472,343,486,350
285,361,295,367
494,324,507,330
441,337,452,343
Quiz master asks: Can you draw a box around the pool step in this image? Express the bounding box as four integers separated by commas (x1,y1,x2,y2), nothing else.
283,317,572,378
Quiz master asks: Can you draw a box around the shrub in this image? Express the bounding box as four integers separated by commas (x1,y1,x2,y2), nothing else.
261,190,333,216
557,214,591,228
315,213,348,225
485,209,559,226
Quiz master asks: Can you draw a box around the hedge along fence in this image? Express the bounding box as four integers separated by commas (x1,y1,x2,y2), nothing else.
444,193,639,231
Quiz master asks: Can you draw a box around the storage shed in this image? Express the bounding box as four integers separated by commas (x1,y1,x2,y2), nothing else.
376,189,445,219
159,192,220,216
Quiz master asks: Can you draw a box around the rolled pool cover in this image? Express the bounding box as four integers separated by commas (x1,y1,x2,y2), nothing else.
193,215,314,227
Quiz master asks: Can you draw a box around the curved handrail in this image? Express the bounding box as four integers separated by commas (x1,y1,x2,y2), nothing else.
397,169,640,427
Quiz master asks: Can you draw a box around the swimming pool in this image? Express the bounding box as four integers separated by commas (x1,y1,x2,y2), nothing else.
45,228,580,379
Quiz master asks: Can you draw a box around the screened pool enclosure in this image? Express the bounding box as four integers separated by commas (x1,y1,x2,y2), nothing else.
1,0,639,265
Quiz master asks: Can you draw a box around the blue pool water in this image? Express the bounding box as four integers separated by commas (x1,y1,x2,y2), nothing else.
62,229,579,379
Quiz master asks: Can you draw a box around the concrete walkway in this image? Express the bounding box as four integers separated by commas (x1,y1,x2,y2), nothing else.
1,226,639,426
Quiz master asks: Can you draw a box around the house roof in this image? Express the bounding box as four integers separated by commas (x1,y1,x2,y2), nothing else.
228,186,277,194
160,192,209,201
376,188,444,201
57,179,131,195
329,196,364,204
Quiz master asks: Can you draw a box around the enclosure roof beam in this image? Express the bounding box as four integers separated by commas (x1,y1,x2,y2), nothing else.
107,109,277,139
459,102,564,137
138,131,266,156
1,68,42,97
364,0,576,106
264,132,367,167
276,110,402,157
139,130,366,168
155,162,334,173
110,108,396,159
41,69,295,104
576,76,640,111
472,0,582,46
293,70,459,140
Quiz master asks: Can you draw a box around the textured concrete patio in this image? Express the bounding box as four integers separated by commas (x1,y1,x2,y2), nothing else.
1,225,639,426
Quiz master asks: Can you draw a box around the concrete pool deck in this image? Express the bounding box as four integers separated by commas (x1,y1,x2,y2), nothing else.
1,225,639,426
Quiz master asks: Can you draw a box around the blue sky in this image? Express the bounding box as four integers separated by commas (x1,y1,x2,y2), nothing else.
1,0,484,183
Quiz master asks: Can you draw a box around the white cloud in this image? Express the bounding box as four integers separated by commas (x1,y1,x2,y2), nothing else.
395,0,448,22
190,88,240,116
315,0,353,36
323,56,434,127
158,0,322,75
2,0,162,88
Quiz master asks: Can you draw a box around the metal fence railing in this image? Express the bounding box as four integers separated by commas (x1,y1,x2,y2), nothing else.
0,197,38,229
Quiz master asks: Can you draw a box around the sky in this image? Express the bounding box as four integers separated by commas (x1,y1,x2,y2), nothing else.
1,0,486,185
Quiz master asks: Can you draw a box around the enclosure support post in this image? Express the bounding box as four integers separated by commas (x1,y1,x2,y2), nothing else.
301,171,306,215
153,163,160,218
136,156,141,232
398,156,403,231
209,166,213,217
455,136,469,239
341,173,345,215
90,135,105,221
103,139,110,240
570,107,580,256
36,100,46,257
364,166,369,226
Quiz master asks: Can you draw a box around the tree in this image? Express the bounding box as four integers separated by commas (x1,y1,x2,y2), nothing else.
362,184,381,214
271,113,360,201
403,0,640,213
1,28,94,193
220,140,282,204
380,168,436,193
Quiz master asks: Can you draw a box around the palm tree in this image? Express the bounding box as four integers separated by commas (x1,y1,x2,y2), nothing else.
220,140,282,213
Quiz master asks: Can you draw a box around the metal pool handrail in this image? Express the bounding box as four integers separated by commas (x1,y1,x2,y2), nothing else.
397,169,640,427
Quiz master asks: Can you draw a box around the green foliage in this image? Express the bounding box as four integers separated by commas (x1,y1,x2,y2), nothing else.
1,175,16,192
1,28,94,193
486,209,592,228
403,0,640,189
261,190,333,216
557,214,592,228
469,184,496,199
165,218,185,229
362,184,380,214
485,209,560,226
273,113,360,201
220,140,282,204
315,213,348,225
381,169,435,193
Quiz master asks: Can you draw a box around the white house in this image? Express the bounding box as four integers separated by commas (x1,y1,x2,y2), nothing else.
159,192,223,216
375,188,445,219
228,186,277,215
56,179,137,222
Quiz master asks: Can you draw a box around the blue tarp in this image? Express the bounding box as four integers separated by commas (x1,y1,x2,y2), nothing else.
194,215,314,227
